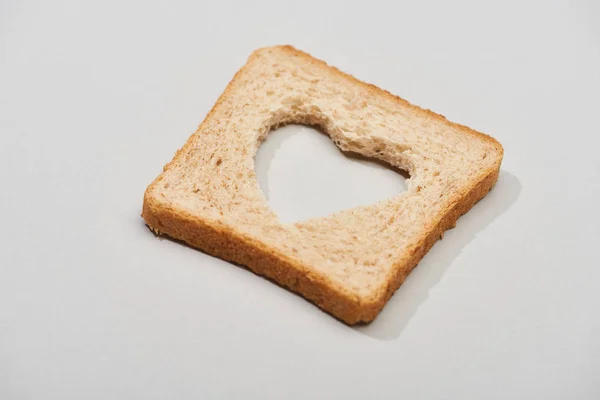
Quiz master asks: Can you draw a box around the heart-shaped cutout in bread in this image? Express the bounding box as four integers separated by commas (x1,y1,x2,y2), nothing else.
255,124,408,224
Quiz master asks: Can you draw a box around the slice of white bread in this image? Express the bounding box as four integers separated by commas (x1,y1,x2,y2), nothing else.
142,45,503,324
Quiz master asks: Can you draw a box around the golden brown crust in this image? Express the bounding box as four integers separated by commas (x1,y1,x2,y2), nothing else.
372,165,501,317
142,163,499,324
142,194,369,324
141,45,503,325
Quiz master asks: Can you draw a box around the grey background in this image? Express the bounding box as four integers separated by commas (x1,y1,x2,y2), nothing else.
1,0,599,399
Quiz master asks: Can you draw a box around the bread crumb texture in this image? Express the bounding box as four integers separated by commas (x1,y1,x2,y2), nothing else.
142,45,503,324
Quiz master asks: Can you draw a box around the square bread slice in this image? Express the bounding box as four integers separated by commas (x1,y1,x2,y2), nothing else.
142,45,503,325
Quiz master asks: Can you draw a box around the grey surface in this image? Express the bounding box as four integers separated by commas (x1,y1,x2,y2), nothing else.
1,0,599,399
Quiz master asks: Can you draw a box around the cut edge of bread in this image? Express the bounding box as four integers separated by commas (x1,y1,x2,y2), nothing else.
142,45,503,325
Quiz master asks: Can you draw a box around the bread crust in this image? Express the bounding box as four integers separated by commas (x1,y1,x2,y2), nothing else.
142,46,503,325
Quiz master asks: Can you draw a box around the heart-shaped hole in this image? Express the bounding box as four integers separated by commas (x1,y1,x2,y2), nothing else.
255,125,409,223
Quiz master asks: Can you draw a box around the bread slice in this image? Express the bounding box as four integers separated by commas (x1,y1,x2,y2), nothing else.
142,45,503,325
